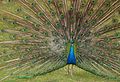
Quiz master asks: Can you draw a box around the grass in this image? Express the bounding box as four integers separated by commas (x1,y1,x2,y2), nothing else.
1,66,119,82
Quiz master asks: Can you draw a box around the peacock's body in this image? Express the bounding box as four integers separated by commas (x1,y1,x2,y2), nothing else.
0,0,120,81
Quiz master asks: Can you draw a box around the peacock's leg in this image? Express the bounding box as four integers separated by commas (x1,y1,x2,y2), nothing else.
67,64,74,76
68,65,70,75
70,65,74,76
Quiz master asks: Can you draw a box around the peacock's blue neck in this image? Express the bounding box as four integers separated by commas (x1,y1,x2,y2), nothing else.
67,44,76,64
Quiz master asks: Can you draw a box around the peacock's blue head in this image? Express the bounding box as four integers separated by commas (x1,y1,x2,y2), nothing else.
70,39,74,44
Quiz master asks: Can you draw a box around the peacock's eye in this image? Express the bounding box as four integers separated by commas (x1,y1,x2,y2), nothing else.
38,12,44,17
51,11,56,16
31,3,36,7
91,19,96,25
32,24,40,31
56,22,62,29
88,10,94,16
16,8,22,12
60,14,64,19
105,1,111,7
11,21,17,25
48,0,52,4
20,27,28,32
70,6,74,11
58,2,63,7
34,23,40,27
24,16,31,20
91,0,97,5
98,10,104,16
31,34,37,38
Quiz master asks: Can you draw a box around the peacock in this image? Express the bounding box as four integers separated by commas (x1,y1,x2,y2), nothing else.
0,0,120,81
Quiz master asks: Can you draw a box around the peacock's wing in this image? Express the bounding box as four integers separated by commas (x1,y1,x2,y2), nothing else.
76,0,120,80
0,0,68,80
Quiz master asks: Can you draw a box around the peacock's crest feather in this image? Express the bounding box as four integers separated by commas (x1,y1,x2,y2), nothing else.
0,0,120,81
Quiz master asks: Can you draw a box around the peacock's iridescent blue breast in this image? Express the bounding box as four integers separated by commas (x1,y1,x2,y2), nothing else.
67,44,76,65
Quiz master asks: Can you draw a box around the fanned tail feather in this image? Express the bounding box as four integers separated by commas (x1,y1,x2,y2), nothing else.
0,0,120,81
